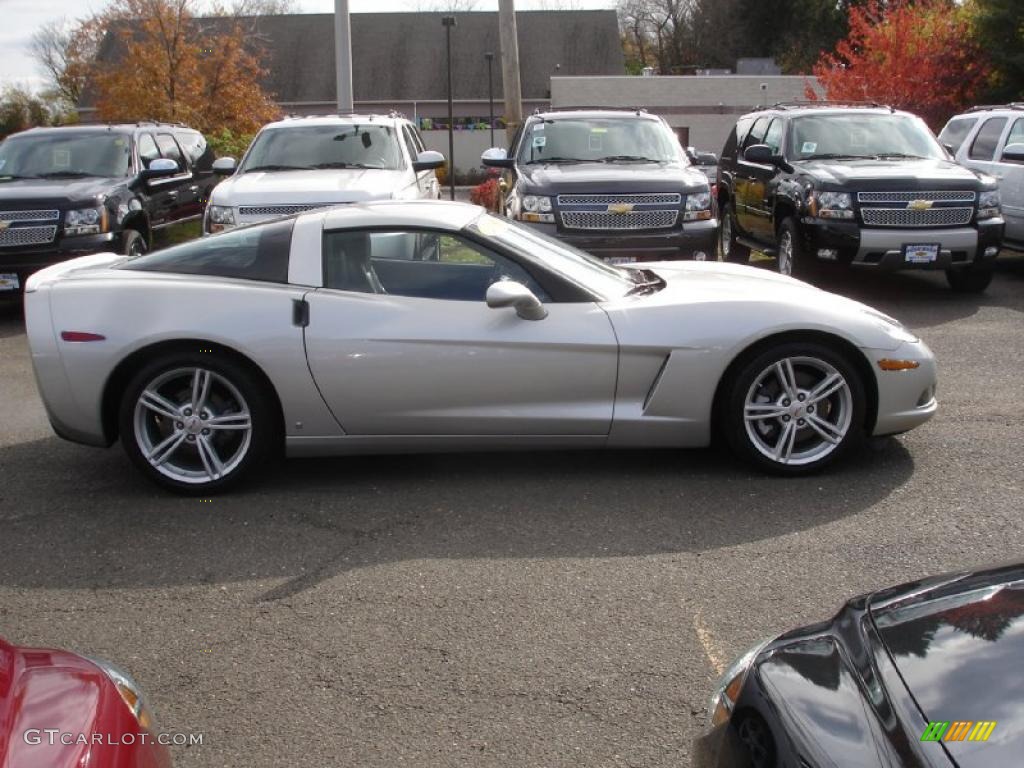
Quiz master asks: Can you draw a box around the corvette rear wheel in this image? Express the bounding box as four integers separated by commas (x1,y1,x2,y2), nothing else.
724,342,865,474
119,353,275,493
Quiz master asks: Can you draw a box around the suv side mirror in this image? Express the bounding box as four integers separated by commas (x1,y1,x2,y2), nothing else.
482,147,514,168
695,151,718,165
413,150,445,171
1001,142,1024,163
743,144,782,166
140,157,179,180
212,157,237,175
486,280,547,321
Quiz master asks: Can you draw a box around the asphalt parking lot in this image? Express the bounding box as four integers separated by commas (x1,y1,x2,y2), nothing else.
1,256,1023,767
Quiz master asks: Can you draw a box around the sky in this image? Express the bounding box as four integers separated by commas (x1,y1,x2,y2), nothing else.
1,0,614,93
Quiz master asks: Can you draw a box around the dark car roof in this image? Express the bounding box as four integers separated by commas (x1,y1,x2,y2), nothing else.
870,563,1024,768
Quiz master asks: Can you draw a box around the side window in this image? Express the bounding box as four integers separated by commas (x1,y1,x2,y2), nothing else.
122,219,293,282
409,125,427,154
156,133,185,170
969,117,1007,161
731,116,755,155
763,118,784,155
175,130,213,171
742,116,771,151
1002,118,1024,158
323,229,548,302
400,126,419,164
137,133,160,169
938,117,978,154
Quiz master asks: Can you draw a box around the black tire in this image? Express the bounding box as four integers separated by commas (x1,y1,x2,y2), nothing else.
118,351,277,494
719,201,750,263
946,266,993,293
122,229,147,257
722,341,866,475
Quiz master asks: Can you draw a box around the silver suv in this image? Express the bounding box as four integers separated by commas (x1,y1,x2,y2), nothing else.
940,104,1024,251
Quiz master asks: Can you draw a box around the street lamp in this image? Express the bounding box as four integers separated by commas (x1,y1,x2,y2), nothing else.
442,15,457,201
485,52,495,146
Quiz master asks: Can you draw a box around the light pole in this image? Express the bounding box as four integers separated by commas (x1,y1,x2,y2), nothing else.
485,52,495,146
333,0,353,112
442,15,457,201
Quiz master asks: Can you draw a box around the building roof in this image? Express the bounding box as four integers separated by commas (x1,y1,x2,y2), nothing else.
86,10,624,108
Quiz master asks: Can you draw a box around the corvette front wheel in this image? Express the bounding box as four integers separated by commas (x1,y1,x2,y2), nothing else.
119,353,276,494
723,343,865,474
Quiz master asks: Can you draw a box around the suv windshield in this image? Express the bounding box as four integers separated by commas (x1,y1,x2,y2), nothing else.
240,124,403,172
788,113,945,161
0,132,132,179
517,117,685,165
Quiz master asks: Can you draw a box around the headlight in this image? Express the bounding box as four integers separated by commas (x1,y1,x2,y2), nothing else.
684,189,713,221
978,189,1000,219
862,308,919,343
811,191,854,220
64,206,108,236
206,204,236,233
708,638,773,726
85,656,155,730
517,194,554,223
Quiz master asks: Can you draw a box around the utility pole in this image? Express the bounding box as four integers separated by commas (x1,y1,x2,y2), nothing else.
442,15,457,201
334,0,354,113
497,0,522,135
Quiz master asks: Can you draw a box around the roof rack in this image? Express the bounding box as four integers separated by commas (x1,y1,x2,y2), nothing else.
533,105,648,116
760,100,894,112
966,102,1024,113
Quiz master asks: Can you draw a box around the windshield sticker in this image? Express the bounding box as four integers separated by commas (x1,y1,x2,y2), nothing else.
590,127,608,134
588,134,603,151
801,141,817,154
533,123,544,131
532,135,546,148
53,149,71,168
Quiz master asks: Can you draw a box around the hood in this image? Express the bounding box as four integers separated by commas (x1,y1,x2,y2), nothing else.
0,176,116,207
212,168,413,206
871,566,1024,768
794,157,985,189
518,161,708,195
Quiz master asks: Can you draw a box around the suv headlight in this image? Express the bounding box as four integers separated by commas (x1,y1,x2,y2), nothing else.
811,191,854,220
206,204,236,233
85,656,155,730
518,194,554,223
64,206,108,236
684,189,713,221
708,637,774,726
978,189,1000,219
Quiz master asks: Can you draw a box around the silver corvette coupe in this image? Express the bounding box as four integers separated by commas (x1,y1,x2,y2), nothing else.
25,201,936,494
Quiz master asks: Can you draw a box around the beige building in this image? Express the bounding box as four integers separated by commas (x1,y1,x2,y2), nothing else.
550,75,823,155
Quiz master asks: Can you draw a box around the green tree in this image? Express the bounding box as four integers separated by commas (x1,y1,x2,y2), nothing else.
0,87,59,138
968,0,1024,102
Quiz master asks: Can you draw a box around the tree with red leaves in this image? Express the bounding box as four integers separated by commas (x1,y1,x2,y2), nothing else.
808,0,992,129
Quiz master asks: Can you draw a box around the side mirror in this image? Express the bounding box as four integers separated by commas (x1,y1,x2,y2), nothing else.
482,147,514,168
140,157,178,180
413,150,445,171
485,280,547,321
212,157,237,175
743,144,782,166
1001,142,1024,163
696,152,718,165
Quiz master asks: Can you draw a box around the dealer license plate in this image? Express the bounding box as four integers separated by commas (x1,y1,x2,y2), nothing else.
0,273,20,291
903,243,939,264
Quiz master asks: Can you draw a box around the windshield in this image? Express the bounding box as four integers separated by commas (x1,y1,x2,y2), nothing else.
788,113,945,161
517,117,685,165
239,124,403,172
468,213,633,298
0,132,132,179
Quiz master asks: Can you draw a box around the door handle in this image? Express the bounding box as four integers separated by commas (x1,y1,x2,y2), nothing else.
167,191,178,200
189,185,199,193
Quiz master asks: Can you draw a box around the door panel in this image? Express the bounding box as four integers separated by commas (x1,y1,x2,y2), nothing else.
999,118,1024,243
734,116,771,238
304,292,618,436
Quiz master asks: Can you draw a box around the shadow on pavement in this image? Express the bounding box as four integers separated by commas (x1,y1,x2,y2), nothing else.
0,435,914,599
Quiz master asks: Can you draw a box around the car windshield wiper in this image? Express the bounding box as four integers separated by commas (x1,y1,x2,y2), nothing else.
525,157,586,164
600,155,662,163
243,164,313,172
34,170,97,178
800,153,876,161
874,153,928,160
311,162,384,170
0,174,40,181
625,268,666,295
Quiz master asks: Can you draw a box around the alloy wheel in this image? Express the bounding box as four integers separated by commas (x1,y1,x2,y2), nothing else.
777,229,793,275
133,367,253,485
720,214,731,260
743,356,853,466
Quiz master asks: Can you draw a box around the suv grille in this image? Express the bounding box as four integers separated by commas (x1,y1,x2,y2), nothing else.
557,193,682,231
0,210,60,247
238,203,335,217
857,191,976,204
861,207,974,227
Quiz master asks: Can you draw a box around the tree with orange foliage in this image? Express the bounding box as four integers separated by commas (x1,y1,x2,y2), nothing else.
808,0,992,130
91,0,279,135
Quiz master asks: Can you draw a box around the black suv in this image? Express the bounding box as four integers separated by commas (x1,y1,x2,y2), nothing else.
716,103,1005,292
0,122,218,297
481,109,717,264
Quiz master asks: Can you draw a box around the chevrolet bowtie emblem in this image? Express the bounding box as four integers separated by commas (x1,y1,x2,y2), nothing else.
908,199,934,210
608,203,634,214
